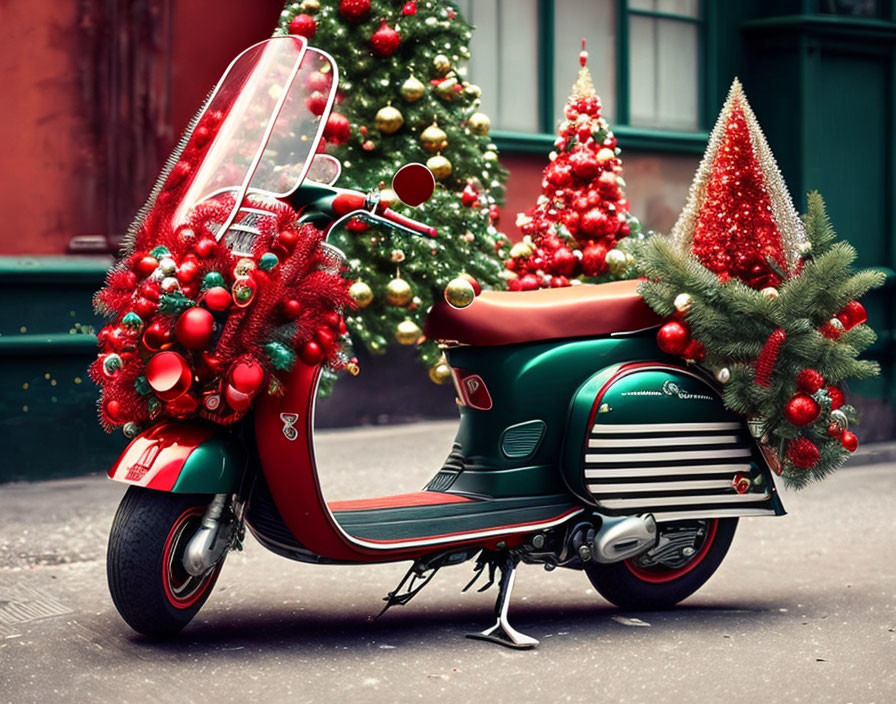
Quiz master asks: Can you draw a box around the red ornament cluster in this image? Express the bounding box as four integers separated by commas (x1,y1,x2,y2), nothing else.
691,102,789,290
92,150,352,434
504,43,635,290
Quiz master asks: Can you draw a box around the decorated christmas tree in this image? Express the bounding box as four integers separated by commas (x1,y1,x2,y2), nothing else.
637,79,883,487
504,41,641,290
278,0,508,383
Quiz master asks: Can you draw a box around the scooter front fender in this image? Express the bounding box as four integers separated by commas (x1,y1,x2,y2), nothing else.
108,422,243,494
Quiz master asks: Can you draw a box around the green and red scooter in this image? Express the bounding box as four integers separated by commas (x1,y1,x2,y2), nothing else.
105,36,784,649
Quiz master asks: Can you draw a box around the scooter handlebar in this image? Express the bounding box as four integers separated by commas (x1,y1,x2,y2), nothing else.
379,208,438,238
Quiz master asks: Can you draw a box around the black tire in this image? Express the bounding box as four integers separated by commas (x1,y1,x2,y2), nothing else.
585,518,737,610
107,487,225,637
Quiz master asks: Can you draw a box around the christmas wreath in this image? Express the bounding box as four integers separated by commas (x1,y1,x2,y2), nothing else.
637,80,884,488
92,110,352,437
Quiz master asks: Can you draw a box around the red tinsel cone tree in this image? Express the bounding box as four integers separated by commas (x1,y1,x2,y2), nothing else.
504,40,641,291
638,79,884,487
671,78,805,289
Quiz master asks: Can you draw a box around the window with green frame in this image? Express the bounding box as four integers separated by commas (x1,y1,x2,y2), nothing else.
456,0,707,150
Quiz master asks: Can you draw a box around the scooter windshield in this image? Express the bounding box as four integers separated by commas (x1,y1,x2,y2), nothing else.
172,35,337,236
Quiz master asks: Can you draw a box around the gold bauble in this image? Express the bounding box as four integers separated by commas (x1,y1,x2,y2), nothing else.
433,54,451,76
395,319,422,345
596,147,616,165
444,277,476,309
420,123,448,153
427,154,453,181
483,150,498,162
509,242,533,259
760,287,779,300
673,293,693,313
467,112,491,136
375,105,404,134
715,367,731,384
464,83,482,100
400,75,425,102
386,277,413,306
429,362,452,385
348,281,374,308
605,248,627,276
301,0,320,11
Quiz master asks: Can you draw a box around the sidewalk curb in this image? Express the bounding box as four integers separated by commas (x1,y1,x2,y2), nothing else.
849,441,896,467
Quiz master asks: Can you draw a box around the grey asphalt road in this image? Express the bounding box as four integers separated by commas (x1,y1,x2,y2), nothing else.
0,420,894,704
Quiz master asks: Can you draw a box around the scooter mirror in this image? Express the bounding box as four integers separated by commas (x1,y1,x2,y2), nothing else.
391,163,435,207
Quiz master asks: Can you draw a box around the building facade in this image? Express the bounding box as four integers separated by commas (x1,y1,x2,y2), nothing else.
1,0,894,480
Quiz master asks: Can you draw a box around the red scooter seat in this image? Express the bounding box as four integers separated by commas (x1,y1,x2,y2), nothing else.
424,279,659,347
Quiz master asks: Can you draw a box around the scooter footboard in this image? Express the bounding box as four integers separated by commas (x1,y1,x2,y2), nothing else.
108,422,244,494
562,362,786,521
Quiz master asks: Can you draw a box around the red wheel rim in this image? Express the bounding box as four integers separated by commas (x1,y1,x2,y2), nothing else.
161,507,218,609
624,519,719,584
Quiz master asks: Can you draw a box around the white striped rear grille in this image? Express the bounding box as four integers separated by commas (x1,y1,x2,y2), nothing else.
583,421,772,519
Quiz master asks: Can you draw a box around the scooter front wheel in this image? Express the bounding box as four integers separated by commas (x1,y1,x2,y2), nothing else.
585,518,737,610
107,487,225,637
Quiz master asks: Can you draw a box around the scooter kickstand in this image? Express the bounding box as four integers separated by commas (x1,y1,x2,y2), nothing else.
466,553,538,650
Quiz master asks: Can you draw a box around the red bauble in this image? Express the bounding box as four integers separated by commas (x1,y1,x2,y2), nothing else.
827,386,845,410
580,208,610,236
145,351,192,402
519,274,541,291
682,339,706,361
339,0,371,23
324,112,351,144
104,398,122,422
786,437,820,469
784,393,821,427
371,20,401,57
307,71,331,93
551,247,577,277
401,1,417,15
305,91,328,117
461,184,479,207
229,358,266,396
840,430,859,453
288,13,316,38
282,299,303,320
134,297,157,319
581,242,608,276
194,238,217,259
135,256,158,278
796,369,825,394
175,307,215,350
142,320,171,351
300,340,325,366
570,151,600,179
204,286,232,312
656,321,690,355
550,275,571,288
460,273,482,296
837,301,868,330
177,259,198,282
277,229,298,252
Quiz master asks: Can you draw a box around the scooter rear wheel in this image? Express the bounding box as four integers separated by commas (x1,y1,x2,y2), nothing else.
107,487,225,637
585,518,737,610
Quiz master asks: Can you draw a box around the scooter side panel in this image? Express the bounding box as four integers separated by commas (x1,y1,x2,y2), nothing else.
443,335,659,498
562,363,786,519
108,422,243,494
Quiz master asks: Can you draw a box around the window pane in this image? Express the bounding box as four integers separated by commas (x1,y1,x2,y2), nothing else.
630,0,699,17
657,21,698,129
629,15,657,124
629,15,699,130
553,0,616,127
656,0,699,17
463,0,539,133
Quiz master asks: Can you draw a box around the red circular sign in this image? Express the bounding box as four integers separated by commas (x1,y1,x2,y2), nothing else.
392,163,435,207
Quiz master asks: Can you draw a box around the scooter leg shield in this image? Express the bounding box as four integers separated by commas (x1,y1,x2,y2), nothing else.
108,422,244,494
